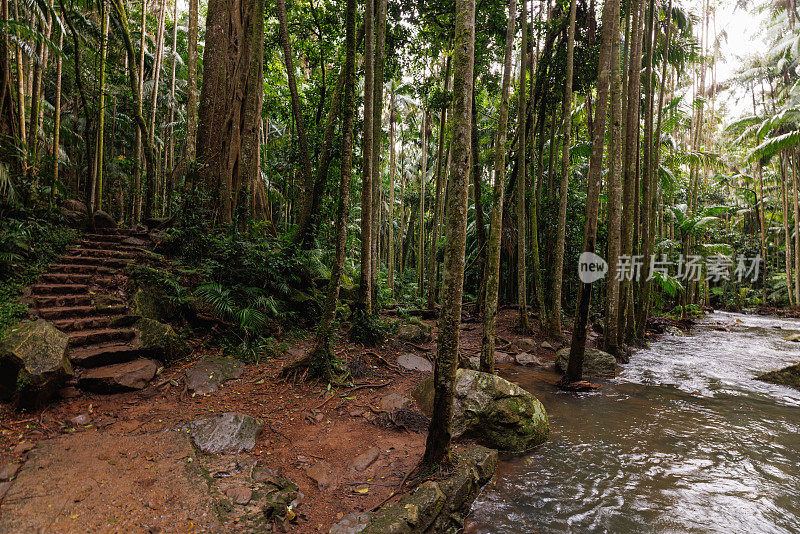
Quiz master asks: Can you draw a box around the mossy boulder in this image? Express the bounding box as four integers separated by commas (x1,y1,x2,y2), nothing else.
555,347,617,378
756,363,800,390
129,285,170,323
413,369,549,452
397,322,433,344
0,320,74,409
133,317,189,361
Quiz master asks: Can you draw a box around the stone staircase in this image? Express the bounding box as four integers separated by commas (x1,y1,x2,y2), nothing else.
26,228,163,393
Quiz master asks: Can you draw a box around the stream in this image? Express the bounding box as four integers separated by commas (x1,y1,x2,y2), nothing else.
465,312,800,533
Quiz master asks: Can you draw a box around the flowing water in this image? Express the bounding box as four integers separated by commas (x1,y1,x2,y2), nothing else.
465,312,800,534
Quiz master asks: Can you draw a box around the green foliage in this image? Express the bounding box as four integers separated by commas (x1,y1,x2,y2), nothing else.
350,309,392,347
0,209,78,335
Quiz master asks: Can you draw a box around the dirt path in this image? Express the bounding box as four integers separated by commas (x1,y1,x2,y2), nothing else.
0,309,563,532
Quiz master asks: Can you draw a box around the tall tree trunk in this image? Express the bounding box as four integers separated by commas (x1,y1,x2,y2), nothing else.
388,90,397,295
146,0,166,219
604,0,623,355
370,0,387,311
551,0,578,337
13,0,26,182
51,23,64,201
618,0,645,342
185,0,198,164
427,56,451,309
279,0,315,238
112,0,157,222
28,4,51,182
472,85,487,313
166,0,178,212
565,0,619,383
421,0,475,468
516,0,530,331
480,0,516,374
417,108,427,296
195,0,264,223
359,0,375,311
91,8,109,212
297,0,356,378
133,0,147,222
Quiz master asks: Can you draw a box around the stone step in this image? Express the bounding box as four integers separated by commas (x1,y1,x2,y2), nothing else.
48,263,115,275
34,294,94,308
59,255,131,268
37,304,127,320
70,342,145,368
40,272,93,284
31,283,89,295
66,248,139,260
52,315,126,332
67,327,136,347
77,358,160,392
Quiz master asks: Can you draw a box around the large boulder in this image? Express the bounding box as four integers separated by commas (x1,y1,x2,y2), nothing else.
396,322,432,344
555,347,617,378
134,317,189,361
414,369,549,452
92,210,117,229
0,320,74,409
756,363,800,390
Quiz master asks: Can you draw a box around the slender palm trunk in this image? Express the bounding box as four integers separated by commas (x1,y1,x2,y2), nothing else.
551,0,578,337
360,0,375,310
185,0,198,164
516,0,530,331
427,57,451,308
51,25,64,202
480,0,516,374
565,0,620,383
388,91,397,295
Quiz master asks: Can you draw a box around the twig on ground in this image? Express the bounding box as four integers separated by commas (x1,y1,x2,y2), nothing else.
347,381,392,392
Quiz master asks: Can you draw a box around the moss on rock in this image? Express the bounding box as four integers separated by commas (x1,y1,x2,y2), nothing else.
0,320,73,409
757,363,800,390
413,369,549,452
134,317,189,361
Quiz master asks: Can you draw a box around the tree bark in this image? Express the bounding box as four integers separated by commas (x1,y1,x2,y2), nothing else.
427,56,451,309
278,0,314,238
421,0,475,468
565,0,619,383
551,0,578,337
196,0,264,223
480,0,516,374
516,0,530,331
185,0,198,163
370,0,387,311
359,0,375,311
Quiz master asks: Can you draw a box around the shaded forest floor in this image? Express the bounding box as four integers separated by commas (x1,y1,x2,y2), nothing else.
0,307,569,532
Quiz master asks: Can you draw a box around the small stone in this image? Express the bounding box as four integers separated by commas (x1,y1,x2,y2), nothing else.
185,358,244,395
515,353,546,367
0,482,11,501
397,353,433,372
225,486,252,505
512,338,536,353
189,413,264,454
305,461,337,490
350,447,380,472
70,414,91,426
78,359,160,392
540,341,555,351
379,393,411,413
0,463,19,482
329,512,372,534
494,352,513,363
